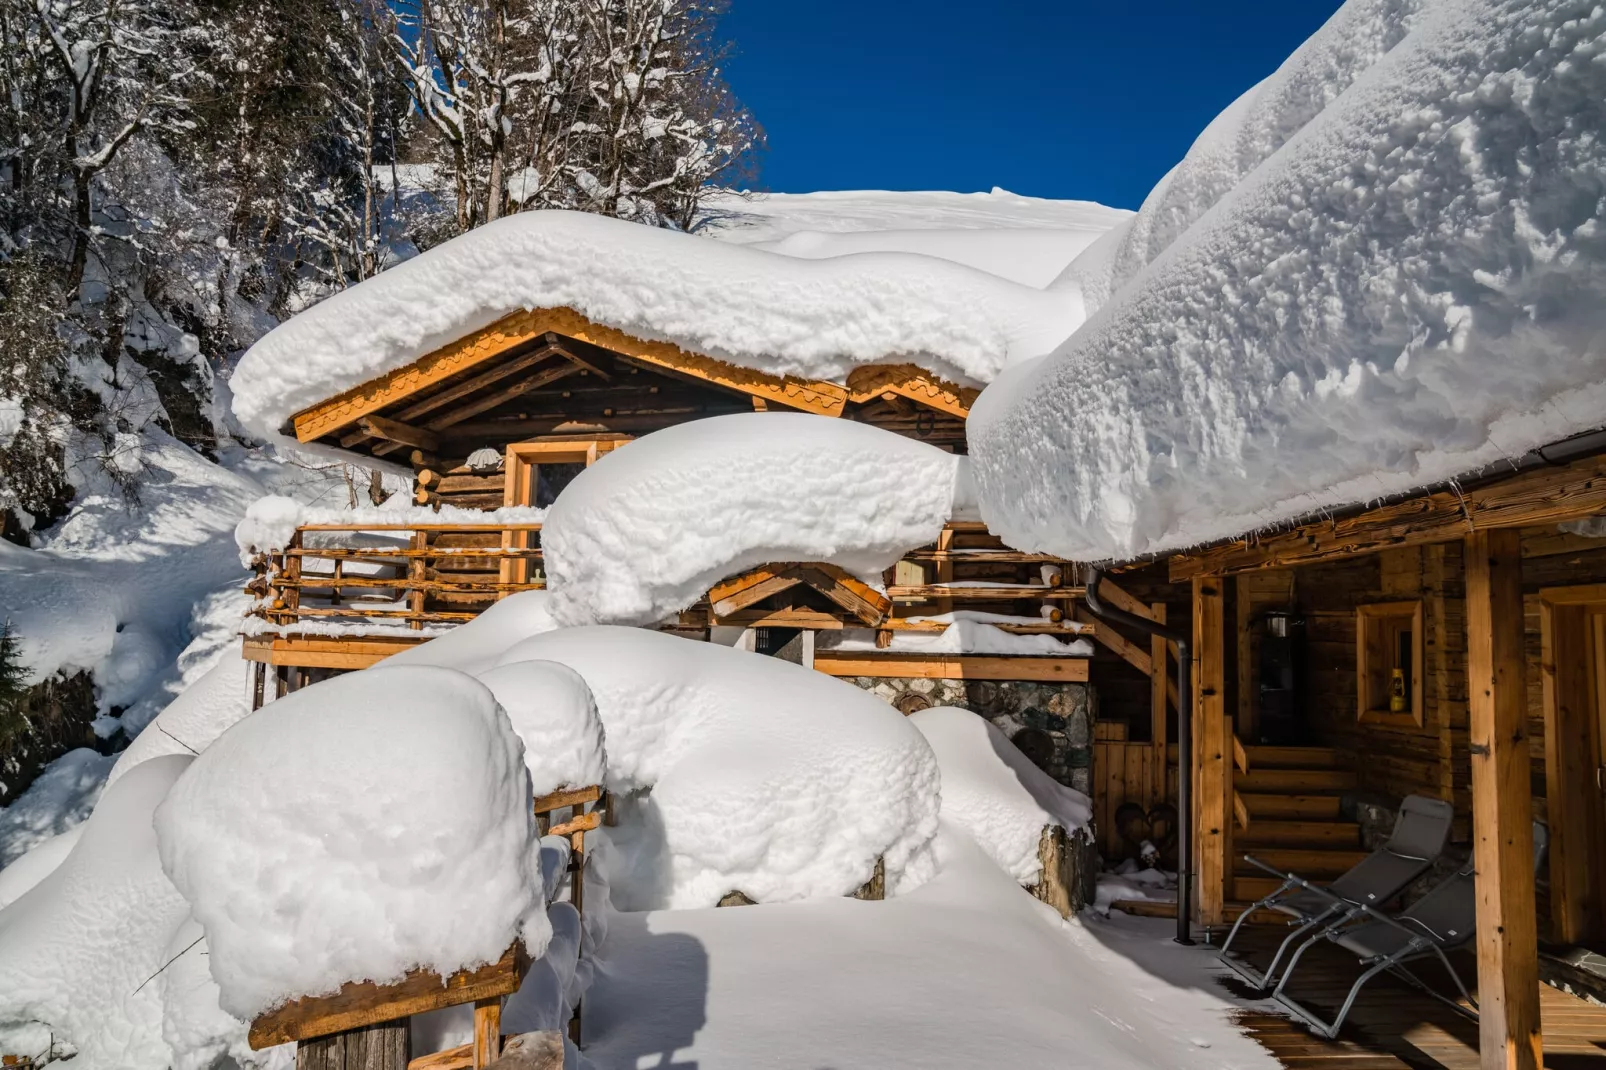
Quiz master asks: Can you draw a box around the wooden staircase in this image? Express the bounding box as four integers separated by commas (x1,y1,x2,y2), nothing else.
1232,744,1361,903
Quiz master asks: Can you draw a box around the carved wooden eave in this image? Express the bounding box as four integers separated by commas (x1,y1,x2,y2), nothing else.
845,363,978,419
287,306,980,446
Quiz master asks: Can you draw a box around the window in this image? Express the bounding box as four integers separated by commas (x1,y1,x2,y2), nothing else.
1357,601,1425,726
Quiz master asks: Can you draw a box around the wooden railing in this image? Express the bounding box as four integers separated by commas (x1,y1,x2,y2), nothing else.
245,521,547,632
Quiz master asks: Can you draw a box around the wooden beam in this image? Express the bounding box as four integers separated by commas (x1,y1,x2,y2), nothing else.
812,652,1089,682
340,346,561,446
1151,602,1169,795
794,562,891,626
1193,575,1230,927
708,567,802,617
1465,528,1542,1070
1073,605,1152,676
359,414,440,453
1168,453,1606,581
249,943,530,1048
240,635,424,670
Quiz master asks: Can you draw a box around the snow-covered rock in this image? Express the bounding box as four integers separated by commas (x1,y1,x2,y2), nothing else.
229,211,1084,442
481,625,941,909
153,666,550,1019
909,707,1092,884
542,413,970,627
970,0,1606,562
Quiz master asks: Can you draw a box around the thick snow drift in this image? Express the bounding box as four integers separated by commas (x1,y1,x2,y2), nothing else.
0,756,194,1070
909,707,1092,884
385,589,561,675
542,413,970,627
581,822,1279,1070
233,495,546,558
230,210,1081,441
475,625,941,909
153,666,550,1018
970,0,1606,561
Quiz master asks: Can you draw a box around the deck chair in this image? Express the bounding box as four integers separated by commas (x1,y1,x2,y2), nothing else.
1272,820,1549,1039
1218,794,1454,990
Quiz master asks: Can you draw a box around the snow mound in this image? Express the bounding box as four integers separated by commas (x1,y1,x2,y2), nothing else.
970,0,1606,561
153,666,550,1019
542,413,970,627
476,661,607,796
700,188,1129,243
385,589,561,676
230,211,1081,441
0,756,194,1070
0,748,114,867
481,625,940,909
751,228,1110,288
909,707,1091,884
107,656,253,789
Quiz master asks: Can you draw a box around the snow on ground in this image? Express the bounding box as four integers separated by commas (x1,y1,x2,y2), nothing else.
909,707,1092,885
542,413,969,627
0,756,196,1070
480,625,940,909
581,822,1279,1070
230,210,1085,442
153,666,550,1019
0,748,114,869
969,0,1606,562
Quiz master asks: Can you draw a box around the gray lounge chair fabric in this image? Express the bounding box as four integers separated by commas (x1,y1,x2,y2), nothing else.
1219,794,1454,990
1272,820,1549,1039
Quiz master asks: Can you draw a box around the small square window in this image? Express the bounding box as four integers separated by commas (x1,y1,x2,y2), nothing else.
1357,600,1424,726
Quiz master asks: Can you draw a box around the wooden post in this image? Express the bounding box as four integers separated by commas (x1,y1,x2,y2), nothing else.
1192,576,1230,926
1541,592,1606,946
1150,602,1168,805
472,999,501,1067
1465,529,1542,1070
294,1021,408,1070
407,531,429,630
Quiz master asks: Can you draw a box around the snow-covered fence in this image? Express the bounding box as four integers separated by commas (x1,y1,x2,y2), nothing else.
244,520,547,633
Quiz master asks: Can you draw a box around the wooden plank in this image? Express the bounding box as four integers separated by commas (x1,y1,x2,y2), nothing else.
1095,576,1158,623
710,608,849,629
1194,575,1230,927
250,943,531,1048
811,652,1089,682
1464,528,1542,1070
886,584,1086,600
710,569,801,617
407,1042,475,1070
297,1021,409,1070
241,635,425,670
1168,454,1606,581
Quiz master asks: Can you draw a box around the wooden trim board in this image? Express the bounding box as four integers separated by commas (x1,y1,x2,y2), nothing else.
240,635,423,669
812,652,1089,682
290,307,850,442
249,942,531,1048
1167,453,1606,581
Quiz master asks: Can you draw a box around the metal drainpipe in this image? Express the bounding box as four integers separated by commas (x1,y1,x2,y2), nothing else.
1084,565,1195,945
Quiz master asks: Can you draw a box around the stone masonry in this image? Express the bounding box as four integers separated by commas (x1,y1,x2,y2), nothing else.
842,676,1097,795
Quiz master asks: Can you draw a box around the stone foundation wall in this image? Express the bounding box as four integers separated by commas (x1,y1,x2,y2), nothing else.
841,676,1096,795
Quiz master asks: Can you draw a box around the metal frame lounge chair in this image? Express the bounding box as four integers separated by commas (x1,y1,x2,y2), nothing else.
1271,820,1549,1039
1218,794,1454,990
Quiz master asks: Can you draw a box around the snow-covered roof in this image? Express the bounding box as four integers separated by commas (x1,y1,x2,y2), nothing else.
231,209,1098,443
968,0,1606,563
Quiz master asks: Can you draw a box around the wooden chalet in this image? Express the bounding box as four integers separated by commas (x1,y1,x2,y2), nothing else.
1084,429,1606,1069
240,305,1148,712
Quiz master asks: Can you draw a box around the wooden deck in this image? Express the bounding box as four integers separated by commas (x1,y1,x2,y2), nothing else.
1219,929,1606,1068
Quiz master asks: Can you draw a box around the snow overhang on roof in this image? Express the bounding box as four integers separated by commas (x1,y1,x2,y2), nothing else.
966,0,1606,564
231,210,1083,448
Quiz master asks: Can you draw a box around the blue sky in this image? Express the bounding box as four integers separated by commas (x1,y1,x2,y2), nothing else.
719,2,1347,210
